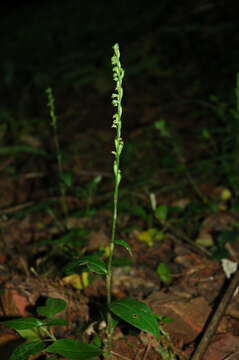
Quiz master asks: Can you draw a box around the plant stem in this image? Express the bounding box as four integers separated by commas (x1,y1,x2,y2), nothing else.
106,43,124,358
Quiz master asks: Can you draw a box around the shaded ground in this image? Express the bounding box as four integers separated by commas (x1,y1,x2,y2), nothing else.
1,1,239,359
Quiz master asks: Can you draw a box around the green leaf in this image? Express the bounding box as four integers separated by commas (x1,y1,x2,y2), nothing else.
115,239,133,256
0,145,46,156
9,341,46,360
92,334,102,348
43,318,68,327
1,317,43,330
155,205,168,223
109,298,160,340
16,328,43,341
46,339,102,360
156,263,172,284
37,297,67,318
61,171,73,187
65,255,107,275
154,120,170,137
87,259,107,275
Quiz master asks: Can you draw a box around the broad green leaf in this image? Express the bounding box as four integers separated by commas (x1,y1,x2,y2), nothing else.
109,298,160,340
9,341,46,360
37,297,67,318
46,339,102,360
156,263,172,284
1,317,43,330
115,239,133,256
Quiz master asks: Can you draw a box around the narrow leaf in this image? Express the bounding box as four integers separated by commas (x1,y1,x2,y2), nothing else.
115,239,133,256
46,339,102,360
109,298,160,340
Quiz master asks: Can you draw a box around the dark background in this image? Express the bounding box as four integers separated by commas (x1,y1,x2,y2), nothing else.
1,1,238,121
1,0,239,189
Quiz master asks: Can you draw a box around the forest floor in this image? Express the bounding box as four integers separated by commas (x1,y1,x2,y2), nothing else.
1,78,239,360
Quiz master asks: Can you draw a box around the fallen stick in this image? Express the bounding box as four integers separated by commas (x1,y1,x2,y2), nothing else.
191,267,239,360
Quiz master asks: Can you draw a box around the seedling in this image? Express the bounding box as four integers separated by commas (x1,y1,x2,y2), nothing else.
156,262,173,285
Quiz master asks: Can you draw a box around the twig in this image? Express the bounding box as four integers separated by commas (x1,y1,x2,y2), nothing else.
167,227,211,257
142,342,151,360
191,267,239,360
111,351,132,360
224,350,239,360
0,201,34,215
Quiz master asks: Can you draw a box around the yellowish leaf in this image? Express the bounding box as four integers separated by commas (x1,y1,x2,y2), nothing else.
137,228,164,247
62,272,89,290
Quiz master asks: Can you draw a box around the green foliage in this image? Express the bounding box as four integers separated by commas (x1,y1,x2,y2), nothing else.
75,175,102,214
0,298,73,359
155,204,168,224
46,339,102,360
8,341,46,360
65,255,108,275
1,297,100,360
37,297,67,318
156,263,173,285
115,239,133,256
109,298,161,340
2,317,44,330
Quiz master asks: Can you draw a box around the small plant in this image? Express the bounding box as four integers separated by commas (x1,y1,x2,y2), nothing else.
1,297,102,360
1,44,166,360
198,74,239,199
46,87,70,224
65,43,164,359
